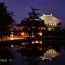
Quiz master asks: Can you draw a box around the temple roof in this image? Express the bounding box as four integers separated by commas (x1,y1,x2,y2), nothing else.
40,14,61,26
40,14,61,22
17,19,46,27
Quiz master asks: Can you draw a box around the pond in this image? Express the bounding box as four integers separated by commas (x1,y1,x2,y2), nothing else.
0,35,65,65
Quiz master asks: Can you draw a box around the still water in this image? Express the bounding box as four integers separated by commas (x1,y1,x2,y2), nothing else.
11,44,65,65
0,38,65,65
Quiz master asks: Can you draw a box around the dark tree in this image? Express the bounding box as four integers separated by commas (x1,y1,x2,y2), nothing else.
0,2,14,41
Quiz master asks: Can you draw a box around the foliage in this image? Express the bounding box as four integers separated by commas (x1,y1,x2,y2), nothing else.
0,2,14,36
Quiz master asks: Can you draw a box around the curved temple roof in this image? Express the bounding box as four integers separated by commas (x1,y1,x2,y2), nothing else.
40,14,61,26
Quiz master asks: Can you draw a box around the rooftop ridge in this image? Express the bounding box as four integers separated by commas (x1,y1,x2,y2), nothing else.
43,14,52,16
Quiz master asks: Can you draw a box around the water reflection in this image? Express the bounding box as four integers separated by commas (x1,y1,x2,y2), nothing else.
15,40,65,65
0,45,13,65
40,48,60,61
0,40,65,65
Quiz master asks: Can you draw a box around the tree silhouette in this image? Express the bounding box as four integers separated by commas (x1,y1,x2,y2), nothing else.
0,2,14,41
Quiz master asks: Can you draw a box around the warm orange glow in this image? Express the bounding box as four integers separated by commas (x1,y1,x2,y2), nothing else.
10,32,14,37
35,40,38,43
38,47,45,51
38,27,46,30
32,41,35,44
39,32,43,36
21,43,26,45
32,27,35,29
21,32,25,36
39,40,42,44
19,26,28,28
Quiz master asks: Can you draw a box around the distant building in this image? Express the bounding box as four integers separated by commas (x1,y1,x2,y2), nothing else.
40,14,61,31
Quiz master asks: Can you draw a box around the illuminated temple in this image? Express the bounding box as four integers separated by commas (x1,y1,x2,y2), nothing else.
40,14,61,31
10,8,65,60
16,8,47,38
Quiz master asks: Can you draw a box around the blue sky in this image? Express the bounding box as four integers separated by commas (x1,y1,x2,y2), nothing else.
0,0,65,27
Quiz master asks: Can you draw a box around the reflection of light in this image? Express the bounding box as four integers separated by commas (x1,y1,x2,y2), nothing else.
32,35,34,37
40,56,51,61
32,27,35,28
22,43,25,45
20,47,23,49
20,47,26,49
32,41,35,44
41,49,60,61
10,59,12,62
11,45,14,48
39,40,42,44
23,47,25,49
21,43,26,46
36,40,38,43
39,32,43,36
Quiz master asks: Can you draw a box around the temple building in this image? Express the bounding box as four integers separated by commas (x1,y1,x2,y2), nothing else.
40,14,61,31
16,8,46,38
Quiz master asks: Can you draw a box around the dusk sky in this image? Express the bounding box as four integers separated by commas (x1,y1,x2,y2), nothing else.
0,0,65,27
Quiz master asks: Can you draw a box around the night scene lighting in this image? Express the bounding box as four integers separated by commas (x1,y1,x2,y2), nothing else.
0,0,65,65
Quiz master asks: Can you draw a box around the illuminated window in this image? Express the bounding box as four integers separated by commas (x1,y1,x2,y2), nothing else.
21,32,25,36
53,23,56,26
41,27,43,30
50,23,52,26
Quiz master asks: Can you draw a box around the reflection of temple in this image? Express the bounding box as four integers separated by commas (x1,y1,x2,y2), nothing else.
40,48,60,61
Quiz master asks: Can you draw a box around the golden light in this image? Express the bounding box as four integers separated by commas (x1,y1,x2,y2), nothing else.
21,32,25,36
35,40,38,43
32,35,35,37
10,32,14,37
21,32,27,38
10,32,14,40
10,37,14,40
